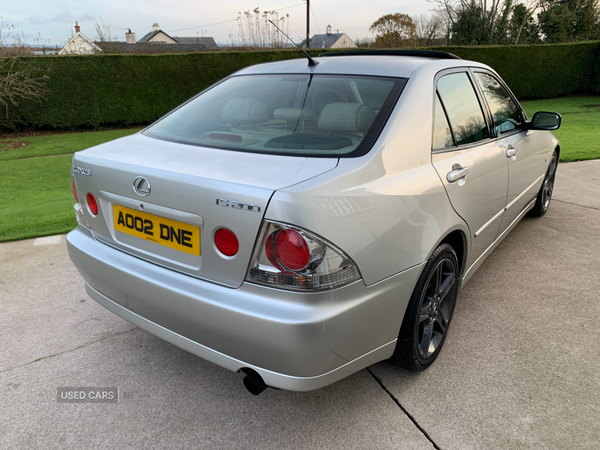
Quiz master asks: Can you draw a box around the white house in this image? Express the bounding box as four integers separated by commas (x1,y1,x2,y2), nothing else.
137,23,179,44
308,25,357,49
58,22,102,55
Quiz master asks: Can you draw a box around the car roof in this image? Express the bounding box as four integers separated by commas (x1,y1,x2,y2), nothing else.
234,54,491,79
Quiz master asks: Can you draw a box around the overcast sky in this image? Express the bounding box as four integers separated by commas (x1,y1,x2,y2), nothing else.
1,0,434,46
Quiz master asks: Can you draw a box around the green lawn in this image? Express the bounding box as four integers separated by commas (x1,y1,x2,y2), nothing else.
0,155,75,241
520,96,600,162
0,128,141,242
0,128,142,161
0,97,598,242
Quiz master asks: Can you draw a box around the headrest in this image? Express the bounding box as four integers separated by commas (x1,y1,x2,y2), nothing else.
273,108,301,121
318,103,377,133
221,99,270,124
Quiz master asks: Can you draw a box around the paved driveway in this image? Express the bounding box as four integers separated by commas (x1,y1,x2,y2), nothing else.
1,161,599,450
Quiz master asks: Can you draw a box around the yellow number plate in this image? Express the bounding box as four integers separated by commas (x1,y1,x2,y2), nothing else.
113,204,200,256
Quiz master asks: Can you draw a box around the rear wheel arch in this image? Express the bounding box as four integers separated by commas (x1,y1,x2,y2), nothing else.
439,230,467,279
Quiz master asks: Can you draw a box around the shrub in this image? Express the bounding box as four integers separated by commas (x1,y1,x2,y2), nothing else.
1,42,598,132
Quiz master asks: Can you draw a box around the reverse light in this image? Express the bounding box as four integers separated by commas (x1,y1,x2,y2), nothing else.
246,221,361,291
71,177,90,228
215,228,239,256
72,179,79,203
87,193,98,216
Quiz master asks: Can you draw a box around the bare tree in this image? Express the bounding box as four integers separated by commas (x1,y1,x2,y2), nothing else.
413,13,445,46
0,19,48,117
236,8,291,49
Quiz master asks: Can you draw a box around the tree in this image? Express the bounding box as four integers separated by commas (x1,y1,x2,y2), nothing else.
509,3,540,43
0,20,47,118
538,0,599,43
414,13,446,46
450,0,515,45
236,8,291,49
369,13,418,48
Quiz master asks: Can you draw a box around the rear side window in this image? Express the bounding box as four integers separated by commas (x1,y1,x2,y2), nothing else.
433,94,454,150
437,73,489,146
143,74,406,157
474,72,523,136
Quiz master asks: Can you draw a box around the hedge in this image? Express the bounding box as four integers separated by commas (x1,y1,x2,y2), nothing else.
1,42,599,132
428,42,600,99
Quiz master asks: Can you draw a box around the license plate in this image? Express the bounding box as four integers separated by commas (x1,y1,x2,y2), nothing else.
113,204,200,256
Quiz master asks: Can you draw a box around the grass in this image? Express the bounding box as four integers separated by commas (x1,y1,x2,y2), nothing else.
520,96,600,162
0,128,142,161
0,155,75,241
0,97,598,242
0,128,141,242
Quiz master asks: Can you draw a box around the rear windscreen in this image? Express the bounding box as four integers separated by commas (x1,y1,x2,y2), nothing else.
143,74,406,157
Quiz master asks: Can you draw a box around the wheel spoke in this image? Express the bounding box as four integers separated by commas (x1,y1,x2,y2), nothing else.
437,301,450,330
419,319,434,358
435,264,443,293
439,269,455,300
419,297,432,323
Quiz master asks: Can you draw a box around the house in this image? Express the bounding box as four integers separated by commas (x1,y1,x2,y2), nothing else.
308,25,357,49
59,22,219,55
58,22,101,55
137,23,179,44
126,23,219,51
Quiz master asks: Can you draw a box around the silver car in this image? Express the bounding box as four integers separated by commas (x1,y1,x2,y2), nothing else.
67,50,561,395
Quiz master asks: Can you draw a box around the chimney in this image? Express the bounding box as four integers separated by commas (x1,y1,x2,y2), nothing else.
126,29,136,44
152,23,160,32
326,24,332,35
75,21,81,33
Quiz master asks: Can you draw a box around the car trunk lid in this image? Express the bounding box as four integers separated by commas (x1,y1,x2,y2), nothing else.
72,133,338,288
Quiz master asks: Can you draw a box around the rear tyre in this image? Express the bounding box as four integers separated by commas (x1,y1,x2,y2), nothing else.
391,243,459,371
529,151,558,217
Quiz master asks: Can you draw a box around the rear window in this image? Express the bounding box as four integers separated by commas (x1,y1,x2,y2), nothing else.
143,74,406,157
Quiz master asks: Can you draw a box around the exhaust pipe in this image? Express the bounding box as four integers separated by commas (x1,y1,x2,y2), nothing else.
241,368,268,396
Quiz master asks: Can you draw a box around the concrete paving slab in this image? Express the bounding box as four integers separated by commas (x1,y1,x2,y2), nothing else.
553,159,600,209
370,163,600,450
0,237,433,450
0,237,135,373
1,160,598,449
0,320,433,450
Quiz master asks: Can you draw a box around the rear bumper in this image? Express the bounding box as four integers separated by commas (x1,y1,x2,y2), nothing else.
67,226,423,391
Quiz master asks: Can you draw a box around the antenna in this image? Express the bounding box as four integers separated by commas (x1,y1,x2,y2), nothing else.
268,19,318,67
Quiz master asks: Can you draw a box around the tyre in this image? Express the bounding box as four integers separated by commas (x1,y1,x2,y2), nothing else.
391,243,459,371
529,151,558,217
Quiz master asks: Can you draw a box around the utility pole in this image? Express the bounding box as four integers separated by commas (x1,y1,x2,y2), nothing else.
306,0,310,48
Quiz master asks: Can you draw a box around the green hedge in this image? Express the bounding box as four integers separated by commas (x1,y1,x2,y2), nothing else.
428,42,600,99
1,42,599,132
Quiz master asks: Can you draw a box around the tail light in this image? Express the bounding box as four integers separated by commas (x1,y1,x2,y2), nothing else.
72,180,79,203
214,228,239,256
86,193,98,216
70,176,90,228
246,221,361,291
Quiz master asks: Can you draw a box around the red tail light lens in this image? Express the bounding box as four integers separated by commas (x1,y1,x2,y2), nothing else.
273,229,310,271
215,228,239,256
86,193,98,216
72,180,79,203
246,221,361,291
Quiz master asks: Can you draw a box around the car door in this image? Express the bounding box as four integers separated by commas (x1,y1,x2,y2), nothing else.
472,71,546,234
431,70,509,269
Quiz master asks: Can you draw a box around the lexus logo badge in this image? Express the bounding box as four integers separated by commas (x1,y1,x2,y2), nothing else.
133,176,151,197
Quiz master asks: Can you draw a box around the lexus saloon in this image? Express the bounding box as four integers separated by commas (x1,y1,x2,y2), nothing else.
67,50,561,395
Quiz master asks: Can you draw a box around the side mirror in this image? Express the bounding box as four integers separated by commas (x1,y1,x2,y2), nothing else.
528,111,561,130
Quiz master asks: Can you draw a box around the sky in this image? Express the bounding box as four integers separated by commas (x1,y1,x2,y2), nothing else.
0,0,434,47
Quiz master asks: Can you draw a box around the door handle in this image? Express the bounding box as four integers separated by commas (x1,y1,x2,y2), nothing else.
447,165,470,183
505,145,518,158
